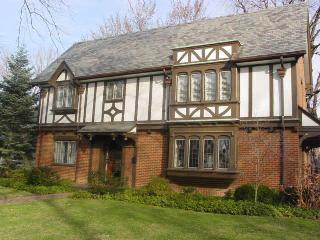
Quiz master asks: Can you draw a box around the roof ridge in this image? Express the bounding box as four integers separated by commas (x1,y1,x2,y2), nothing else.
75,2,307,45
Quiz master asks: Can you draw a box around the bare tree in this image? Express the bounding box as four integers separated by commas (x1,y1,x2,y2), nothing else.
128,0,156,31
87,0,207,39
242,123,277,202
18,0,68,49
87,0,156,40
166,0,208,25
31,48,59,76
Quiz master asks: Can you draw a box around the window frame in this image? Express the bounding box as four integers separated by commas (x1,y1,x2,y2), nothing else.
203,136,215,169
176,73,189,103
170,131,234,171
174,138,186,168
188,137,200,168
204,70,217,102
105,81,124,101
174,65,233,104
217,136,231,170
54,140,77,165
219,70,232,101
190,71,202,102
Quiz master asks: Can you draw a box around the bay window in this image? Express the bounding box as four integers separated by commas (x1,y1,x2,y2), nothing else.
173,135,232,170
175,68,232,102
54,141,77,165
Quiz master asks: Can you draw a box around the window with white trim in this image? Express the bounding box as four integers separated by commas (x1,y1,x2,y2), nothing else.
190,72,201,102
177,74,188,102
218,137,231,169
106,81,124,100
175,139,186,168
54,141,77,164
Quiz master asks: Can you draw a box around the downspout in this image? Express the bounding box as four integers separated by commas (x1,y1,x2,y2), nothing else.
277,57,286,187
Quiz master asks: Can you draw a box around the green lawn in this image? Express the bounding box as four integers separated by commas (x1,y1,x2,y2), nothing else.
0,199,319,240
0,186,31,199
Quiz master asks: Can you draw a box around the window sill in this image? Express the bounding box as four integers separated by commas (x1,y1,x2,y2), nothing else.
166,168,239,179
52,108,77,114
52,163,76,167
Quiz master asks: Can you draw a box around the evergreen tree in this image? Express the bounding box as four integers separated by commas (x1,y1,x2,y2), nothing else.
0,47,37,163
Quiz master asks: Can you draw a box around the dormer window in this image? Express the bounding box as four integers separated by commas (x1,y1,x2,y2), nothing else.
56,85,74,108
52,69,77,113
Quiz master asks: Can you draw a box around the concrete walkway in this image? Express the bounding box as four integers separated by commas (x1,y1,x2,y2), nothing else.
0,192,72,205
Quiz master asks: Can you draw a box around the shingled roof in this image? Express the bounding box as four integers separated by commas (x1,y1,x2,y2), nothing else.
34,3,308,83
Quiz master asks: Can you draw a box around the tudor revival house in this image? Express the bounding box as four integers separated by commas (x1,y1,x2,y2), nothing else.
34,4,320,194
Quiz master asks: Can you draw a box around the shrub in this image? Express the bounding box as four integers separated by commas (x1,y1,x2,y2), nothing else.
234,184,276,204
234,184,255,201
25,167,60,186
88,171,127,195
278,187,298,206
142,177,172,196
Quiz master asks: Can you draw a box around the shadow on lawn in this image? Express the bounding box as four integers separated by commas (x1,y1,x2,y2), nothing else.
44,200,103,240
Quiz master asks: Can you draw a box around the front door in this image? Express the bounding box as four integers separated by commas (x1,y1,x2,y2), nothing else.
105,143,122,178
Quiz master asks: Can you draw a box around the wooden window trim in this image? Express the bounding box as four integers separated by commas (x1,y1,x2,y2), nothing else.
105,80,124,102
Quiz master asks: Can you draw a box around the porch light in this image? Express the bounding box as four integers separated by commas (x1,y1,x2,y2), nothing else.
277,66,286,79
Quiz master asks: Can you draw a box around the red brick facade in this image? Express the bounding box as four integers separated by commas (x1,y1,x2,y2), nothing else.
36,127,302,195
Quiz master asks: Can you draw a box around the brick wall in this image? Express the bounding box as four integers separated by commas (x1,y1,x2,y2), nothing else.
36,131,90,184
235,128,300,190
135,130,168,187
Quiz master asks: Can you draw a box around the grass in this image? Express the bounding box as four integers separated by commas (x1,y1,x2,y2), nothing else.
0,198,319,240
0,186,31,199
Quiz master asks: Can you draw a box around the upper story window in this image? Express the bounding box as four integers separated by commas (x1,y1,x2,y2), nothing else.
220,71,232,101
190,72,201,102
55,70,75,109
204,70,217,101
177,74,188,102
175,68,232,103
106,81,124,100
56,85,74,108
